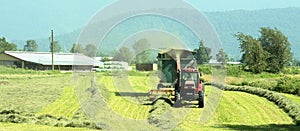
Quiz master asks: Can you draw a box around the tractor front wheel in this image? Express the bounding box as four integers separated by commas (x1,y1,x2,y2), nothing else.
174,92,182,107
198,91,204,108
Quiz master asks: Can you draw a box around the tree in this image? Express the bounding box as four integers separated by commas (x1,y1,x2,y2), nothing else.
132,38,153,64
0,37,17,53
292,59,300,66
113,47,133,64
135,50,157,64
133,38,151,54
70,43,85,53
216,48,229,64
24,40,38,52
236,33,267,73
194,40,211,64
97,51,109,57
84,44,98,57
236,27,292,73
259,27,292,73
50,41,61,52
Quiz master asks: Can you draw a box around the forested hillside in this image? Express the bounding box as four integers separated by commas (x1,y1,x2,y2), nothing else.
206,7,300,60
12,7,300,60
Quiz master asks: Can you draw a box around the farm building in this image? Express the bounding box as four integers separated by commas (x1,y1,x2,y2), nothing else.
0,51,103,70
136,63,157,71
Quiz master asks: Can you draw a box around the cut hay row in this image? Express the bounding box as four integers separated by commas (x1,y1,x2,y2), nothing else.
36,86,80,119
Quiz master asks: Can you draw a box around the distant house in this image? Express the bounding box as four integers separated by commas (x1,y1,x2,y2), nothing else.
100,61,132,71
209,59,241,65
94,57,113,62
0,51,103,70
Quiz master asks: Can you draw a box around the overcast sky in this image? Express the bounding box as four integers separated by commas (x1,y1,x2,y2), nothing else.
187,0,300,11
1,0,300,40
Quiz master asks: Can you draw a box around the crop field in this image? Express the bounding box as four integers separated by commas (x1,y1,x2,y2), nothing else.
0,67,300,130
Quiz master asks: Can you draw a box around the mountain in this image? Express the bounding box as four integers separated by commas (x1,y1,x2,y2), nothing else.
205,7,300,60
11,7,300,60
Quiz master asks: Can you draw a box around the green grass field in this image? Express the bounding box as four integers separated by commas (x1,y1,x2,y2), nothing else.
1,66,300,130
282,93,300,105
37,86,80,119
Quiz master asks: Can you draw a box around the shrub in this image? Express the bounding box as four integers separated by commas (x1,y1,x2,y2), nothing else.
226,65,245,77
276,76,300,95
199,64,212,75
248,80,277,90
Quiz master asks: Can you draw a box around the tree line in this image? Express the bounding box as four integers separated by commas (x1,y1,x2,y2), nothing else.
0,37,62,53
1,27,298,71
0,37,99,57
195,27,295,73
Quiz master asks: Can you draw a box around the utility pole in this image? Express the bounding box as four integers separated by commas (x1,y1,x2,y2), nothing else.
51,30,54,71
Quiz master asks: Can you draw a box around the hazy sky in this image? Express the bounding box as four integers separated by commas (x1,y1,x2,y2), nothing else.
1,0,300,40
187,0,300,11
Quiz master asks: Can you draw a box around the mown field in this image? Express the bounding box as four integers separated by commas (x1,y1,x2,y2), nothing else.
0,66,300,130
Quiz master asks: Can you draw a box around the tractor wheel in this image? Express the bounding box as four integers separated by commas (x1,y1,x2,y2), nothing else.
198,91,204,108
174,92,182,107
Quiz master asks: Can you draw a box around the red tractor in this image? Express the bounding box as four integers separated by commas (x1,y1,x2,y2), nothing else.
149,49,205,108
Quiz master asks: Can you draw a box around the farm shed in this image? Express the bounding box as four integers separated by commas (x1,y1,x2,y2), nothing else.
0,51,103,70
136,63,157,71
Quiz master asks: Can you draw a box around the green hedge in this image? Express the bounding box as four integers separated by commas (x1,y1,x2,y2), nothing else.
208,83,300,125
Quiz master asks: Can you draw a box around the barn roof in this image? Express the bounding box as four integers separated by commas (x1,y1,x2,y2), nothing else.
4,51,103,66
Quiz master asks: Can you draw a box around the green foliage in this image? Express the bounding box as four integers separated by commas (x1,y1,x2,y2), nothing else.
226,66,300,95
133,38,150,53
226,65,245,77
0,37,17,53
291,59,300,66
194,40,211,64
70,43,98,57
113,47,133,64
236,33,267,73
283,66,300,74
135,50,157,64
259,27,292,73
24,40,38,52
236,28,292,73
84,44,98,57
216,48,229,64
50,41,62,52
97,51,109,57
0,66,58,75
132,39,156,64
198,64,212,75
275,76,300,95
70,44,85,54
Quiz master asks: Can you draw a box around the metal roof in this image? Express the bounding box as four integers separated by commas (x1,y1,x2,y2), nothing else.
4,51,103,66
158,48,195,54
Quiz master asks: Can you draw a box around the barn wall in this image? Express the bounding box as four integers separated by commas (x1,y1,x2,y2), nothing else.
136,64,154,71
0,53,21,67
